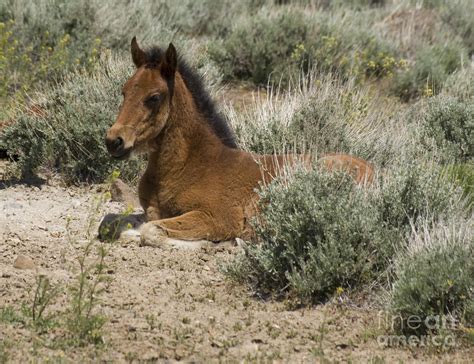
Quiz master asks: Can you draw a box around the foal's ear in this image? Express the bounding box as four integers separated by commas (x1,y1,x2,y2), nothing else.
162,43,177,79
131,36,146,68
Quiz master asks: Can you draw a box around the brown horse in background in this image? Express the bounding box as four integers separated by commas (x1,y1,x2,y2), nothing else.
105,38,374,247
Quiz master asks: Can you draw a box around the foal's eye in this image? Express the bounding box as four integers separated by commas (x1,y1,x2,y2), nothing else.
144,94,161,108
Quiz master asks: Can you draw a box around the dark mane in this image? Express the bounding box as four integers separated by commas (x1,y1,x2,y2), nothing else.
144,47,238,149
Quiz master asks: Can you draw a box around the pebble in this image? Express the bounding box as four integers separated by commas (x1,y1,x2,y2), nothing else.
110,179,140,208
13,255,36,270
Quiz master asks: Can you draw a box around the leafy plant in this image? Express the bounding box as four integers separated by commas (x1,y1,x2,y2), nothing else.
392,43,466,101
225,168,388,303
30,275,60,331
0,306,23,324
66,241,107,346
209,7,310,86
421,96,474,163
391,217,473,334
225,160,464,303
0,3,101,98
1,54,144,184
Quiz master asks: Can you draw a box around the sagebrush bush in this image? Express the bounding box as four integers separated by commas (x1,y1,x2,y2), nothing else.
420,96,473,163
440,0,474,55
209,6,402,87
227,76,356,154
228,73,422,169
0,1,101,97
442,68,473,101
209,7,310,86
225,159,464,303
392,43,466,101
443,163,474,209
225,168,389,303
1,55,143,183
391,217,474,334
374,161,464,234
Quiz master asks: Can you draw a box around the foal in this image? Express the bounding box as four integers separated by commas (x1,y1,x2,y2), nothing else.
105,38,374,246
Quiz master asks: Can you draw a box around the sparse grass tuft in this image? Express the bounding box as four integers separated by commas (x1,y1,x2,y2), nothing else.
0,174,127,350
29,275,60,332
0,306,23,324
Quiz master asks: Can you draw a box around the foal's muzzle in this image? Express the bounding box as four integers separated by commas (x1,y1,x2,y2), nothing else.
105,135,131,159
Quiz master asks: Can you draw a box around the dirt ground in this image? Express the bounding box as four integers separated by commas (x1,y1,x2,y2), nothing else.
1,176,473,363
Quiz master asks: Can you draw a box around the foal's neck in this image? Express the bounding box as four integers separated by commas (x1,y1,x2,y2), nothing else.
147,74,225,177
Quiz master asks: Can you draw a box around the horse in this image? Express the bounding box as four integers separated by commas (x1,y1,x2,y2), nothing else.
105,38,374,247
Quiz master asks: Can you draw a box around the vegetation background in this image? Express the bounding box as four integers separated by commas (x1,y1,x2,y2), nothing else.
0,0,472,361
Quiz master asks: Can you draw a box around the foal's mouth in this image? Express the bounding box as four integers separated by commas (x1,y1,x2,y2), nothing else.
110,147,133,160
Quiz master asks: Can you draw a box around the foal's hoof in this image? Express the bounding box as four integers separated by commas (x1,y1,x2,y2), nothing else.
139,222,168,247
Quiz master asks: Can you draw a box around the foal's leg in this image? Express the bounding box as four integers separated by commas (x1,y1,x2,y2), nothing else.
140,210,242,247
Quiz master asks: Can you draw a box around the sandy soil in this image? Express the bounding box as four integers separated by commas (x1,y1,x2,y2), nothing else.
1,177,473,363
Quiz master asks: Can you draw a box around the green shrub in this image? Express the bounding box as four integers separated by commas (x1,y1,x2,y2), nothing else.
209,5,402,87
391,217,473,334
421,96,474,162
157,0,261,38
209,7,310,86
229,75,375,155
230,86,350,154
443,163,474,209
229,73,418,169
0,1,101,97
392,43,466,101
1,55,143,184
440,0,474,55
442,68,473,101
375,162,463,235
225,159,464,303
225,168,388,303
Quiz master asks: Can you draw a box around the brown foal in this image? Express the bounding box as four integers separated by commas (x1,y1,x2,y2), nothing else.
105,38,374,247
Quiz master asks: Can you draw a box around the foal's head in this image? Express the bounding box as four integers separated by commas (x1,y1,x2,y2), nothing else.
105,37,177,159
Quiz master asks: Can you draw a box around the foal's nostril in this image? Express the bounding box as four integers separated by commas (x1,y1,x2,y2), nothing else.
113,137,124,150
105,136,124,154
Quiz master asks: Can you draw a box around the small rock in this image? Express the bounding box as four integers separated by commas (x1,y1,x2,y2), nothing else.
336,343,350,349
235,237,246,247
211,340,224,348
110,179,140,208
6,202,22,209
13,255,36,270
